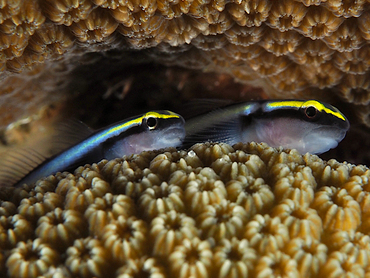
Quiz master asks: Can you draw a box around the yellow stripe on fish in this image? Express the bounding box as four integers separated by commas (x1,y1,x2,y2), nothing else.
0,110,185,187
265,100,346,122
183,99,349,155
96,111,183,142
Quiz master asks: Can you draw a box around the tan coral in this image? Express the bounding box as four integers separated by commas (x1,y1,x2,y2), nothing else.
156,0,194,19
342,175,370,233
324,0,365,18
272,166,317,207
283,238,328,277
85,193,136,237
0,0,44,36
297,5,344,39
323,18,365,52
295,0,324,6
0,250,5,276
212,150,267,180
118,15,167,48
107,159,158,198
244,214,290,255
271,199,323,240
319,251,365,278
196,199,248,242
0,214,34,249
168,237,213,278
226,0,272,27
6,51,48,73
35,208,87,251
358,11,370,40
0,0,22,25
164,15,208,46
213,237,257,278
204,12,234,35
65,237,112,278
254,251,300,278
337,73,370,105
290,38,334,66
1,143,370,277
115,257,166,277
149,151,182,180
92,0,124,10
40,0,93,26
304,60,343,89
6,239,60,278
0,201,16,216
0,33,28,60
101,215,148,264
268,63,310,93
305,157,351,187
334,47,370,75
224,25,265,47
267,0,307,31
38,265,72,278
248,50,290,76
260,29,302,56
62,174,111,212
18,192,64,224
26,24,74,57
321,230,370,268
70,8,118,44
138,182,185,220
150,210,199,257
189,0,230,28
110,0,157,27
3,0,370,254
311,186,361,232
190,143,234,167
0,0,369,130
226,176,274,218
184,169,227,215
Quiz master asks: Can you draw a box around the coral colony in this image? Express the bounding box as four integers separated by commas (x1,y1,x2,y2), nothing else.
1,142,370,277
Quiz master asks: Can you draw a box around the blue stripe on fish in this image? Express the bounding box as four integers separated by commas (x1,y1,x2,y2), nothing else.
182,99,349,155
1,111,185,187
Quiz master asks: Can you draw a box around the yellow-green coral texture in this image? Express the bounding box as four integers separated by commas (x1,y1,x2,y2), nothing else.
1,142,370,277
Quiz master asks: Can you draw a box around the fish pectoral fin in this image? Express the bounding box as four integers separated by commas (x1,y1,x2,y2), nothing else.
0,148,47,187
51,119,94,152
183,116,241,148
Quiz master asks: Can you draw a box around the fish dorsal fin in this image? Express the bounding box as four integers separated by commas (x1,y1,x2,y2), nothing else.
0,148,47,187
179,99,235,119
183,108,243,148
51,119,94,153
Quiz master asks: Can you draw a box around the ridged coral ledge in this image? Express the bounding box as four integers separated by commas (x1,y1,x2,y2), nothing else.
0,0,370,127
1,142,370,277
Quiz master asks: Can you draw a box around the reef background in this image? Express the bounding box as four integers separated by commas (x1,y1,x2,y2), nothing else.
2,1,370,277
0,0,368,164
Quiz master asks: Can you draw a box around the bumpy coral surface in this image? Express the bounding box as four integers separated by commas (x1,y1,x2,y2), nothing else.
1,142,370,277
0,0,369,128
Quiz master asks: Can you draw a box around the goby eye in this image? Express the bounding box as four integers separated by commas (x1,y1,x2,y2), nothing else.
304,106,319,119
146,117,158,130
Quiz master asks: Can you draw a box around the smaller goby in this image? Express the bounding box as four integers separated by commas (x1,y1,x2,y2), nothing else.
1,111,185,187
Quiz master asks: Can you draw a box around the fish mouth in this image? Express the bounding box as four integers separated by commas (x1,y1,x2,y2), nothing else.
309,126,348,142
302,126,348,154
152,124,186,149
160,127,186,146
